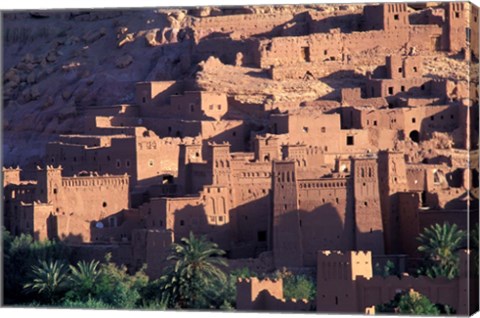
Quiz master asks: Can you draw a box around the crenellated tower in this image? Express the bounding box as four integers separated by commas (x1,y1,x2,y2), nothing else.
351,156,385,254
272,160,302,267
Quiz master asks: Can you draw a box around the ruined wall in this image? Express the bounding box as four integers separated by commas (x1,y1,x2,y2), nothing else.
192,12,295,40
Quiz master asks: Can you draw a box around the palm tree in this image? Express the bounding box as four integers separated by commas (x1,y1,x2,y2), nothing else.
397,289,440,315
417,222,465,279
159,232,228,309
24,260,69,304
67,260,101,301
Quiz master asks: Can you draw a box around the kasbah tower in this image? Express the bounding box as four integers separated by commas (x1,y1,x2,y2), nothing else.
2,1,479,314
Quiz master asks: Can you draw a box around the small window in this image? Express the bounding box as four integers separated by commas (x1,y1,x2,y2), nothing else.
455,12,460,18
421,84,425,91
373,120,377,126
398,67,402,73
218,216,224,222
209,104,213,110
142,97,146,103
388,87,394,95
257,231,267,242
180,220,185,226
126,160,130,168
346,136,354,146
450,115,454,119
148,159,154,167
190,104,194,112
394,14,399,20
107,155,110,161
401,86,405,92
217,104,221,110
303,127,309,133
324,49,328,55
412,118,416,123
102,202,107,207
116,160,121,168
431,116,434,121
413,67,418,72
321,127,326,133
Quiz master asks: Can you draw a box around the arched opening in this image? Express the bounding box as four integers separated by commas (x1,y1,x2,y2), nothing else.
409,130,420,143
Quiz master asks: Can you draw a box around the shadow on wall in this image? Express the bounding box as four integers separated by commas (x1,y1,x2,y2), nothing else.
274,202,356,267
319,70,368,101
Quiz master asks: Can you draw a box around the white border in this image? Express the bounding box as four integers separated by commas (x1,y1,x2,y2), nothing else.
1,1,479,318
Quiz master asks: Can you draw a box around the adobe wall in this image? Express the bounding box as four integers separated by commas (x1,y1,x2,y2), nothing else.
170,91,228,121
316,250,373,313
131,229,173,278
316,250,472,315
258,25,443,69
33,166,129,242
297,177,353,265
236,277,313,312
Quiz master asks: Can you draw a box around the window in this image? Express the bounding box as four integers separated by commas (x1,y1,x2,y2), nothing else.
217,104,221,110
190,104,194,112
421,84,425,91
321,127,326,133
257,231,267,242
209,104,213,110
102,202,107,207
148,159,154,167
126,160,130,168
301,47,311,62
142,97,146,103
455,12,460,18
401,86,405,92
431,116,434,121
413,67,418,72
303,127,309,133
412,118,416,123
394,14,399,20
466,27,471,43
180,220,185,226
346,136,354,146
398,67,402,73
388,87,394,95
116,160,121,168
324,49,328,55
373,120,377,126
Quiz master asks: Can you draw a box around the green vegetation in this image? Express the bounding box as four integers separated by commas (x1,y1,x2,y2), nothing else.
374,260,396,277
281,273,316,301
3,229,70,304
4,229,316,310
376,289,446,315
471,223,479,275
417,222,465,279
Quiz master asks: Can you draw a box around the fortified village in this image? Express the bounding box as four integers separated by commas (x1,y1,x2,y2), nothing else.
2,2,479,314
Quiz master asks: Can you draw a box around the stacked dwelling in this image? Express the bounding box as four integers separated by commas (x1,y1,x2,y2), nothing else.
3,2,478,307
